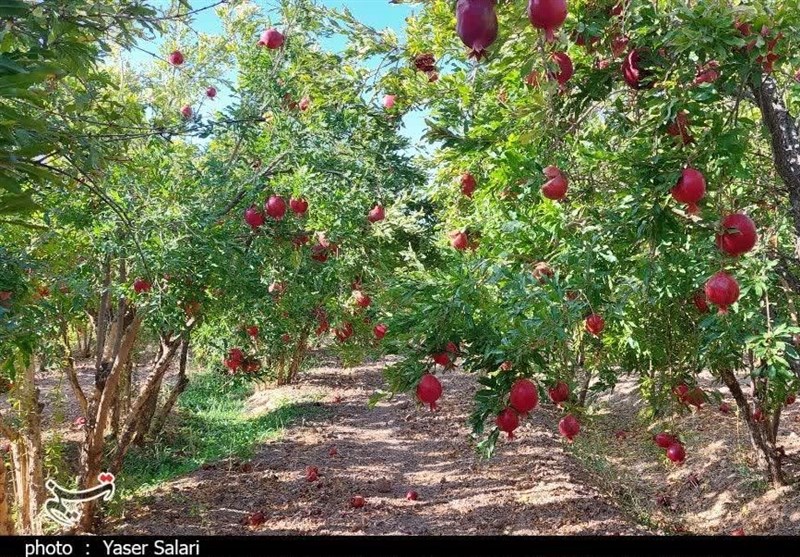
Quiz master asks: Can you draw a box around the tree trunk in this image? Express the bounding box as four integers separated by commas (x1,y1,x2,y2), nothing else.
285,330,310,385
0,450,14,535
719,368,786,487
60,320,87,416
149,338,191,439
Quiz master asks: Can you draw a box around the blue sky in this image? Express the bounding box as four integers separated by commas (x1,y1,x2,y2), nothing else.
135,1,427,150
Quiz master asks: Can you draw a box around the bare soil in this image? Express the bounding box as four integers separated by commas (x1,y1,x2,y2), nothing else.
106,357,649,535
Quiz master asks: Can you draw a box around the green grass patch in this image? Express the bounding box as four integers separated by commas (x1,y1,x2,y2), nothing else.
116,372,325,498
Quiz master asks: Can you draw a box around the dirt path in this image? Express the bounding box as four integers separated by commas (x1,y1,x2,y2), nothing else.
108,356,650,535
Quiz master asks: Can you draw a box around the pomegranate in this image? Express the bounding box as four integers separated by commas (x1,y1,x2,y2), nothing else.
133,278,151,294
704,271,740,314
752,406,764,422
244,205,265,229
445,341,459,354
455,0,498,60
585,314,604,336
621,49,648,89
383,94,396,109
299,96,310,111
786,394,796,406
246,325,259,338
334,322,353,343
450,231,469,251
373,323,388,340
558,414,581,441
406,490,419,501
719,402,732,414
305,466,319,482
654,432,676,449
694,60,720,85
666,442,686,464
730,528,745,536
180,105,193,119
693,291,709,313
674,384,690,403
460,173,477,198
548,381,569,405
527,0,567,43
246,511,266,527
611,34,629,57
315,319,330,335
496,407,520,439
167,50,184,66
206,86,217,99
610,2,624,16
265,195,287,220
416,373,442,410
368,204,385,223
671,167,706,214
510,379,539,414
548,52,573,85
541,166,568,200
354,290,371,308
432,352,451,367
716,213,757,256
259,28,284,49
666,111,693,145
350,495,366,508
289,197,309,216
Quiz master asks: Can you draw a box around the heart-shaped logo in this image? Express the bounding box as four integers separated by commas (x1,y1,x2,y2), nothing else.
98,473,114,484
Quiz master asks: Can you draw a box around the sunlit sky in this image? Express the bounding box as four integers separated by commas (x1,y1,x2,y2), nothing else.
131,1,428,150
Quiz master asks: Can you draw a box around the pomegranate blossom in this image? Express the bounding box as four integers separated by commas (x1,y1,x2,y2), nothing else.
455,0,498,61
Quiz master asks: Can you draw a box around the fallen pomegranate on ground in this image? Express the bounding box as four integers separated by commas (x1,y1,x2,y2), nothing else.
350,495,366,509
666,442,686,464
406,490,419,501
305,466,319,482
559,414,580,441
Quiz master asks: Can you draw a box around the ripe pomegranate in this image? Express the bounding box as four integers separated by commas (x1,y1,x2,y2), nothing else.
373,323,388,340
383,94,396,109
510,379,539,414
350,495,366,508
455,0,498,60
460,173,477,198
168,50,184,66
610,2,624,16
621,49,648,89
719,402,732,414
445,341,459,354
559,414,581,441
673,384,689,403
416,373,442,410
432,352,451,367
299,96,310,111
334,322,353,343
671,167,706,214
246,325,259,338
666,442,686,464
354,290,371,308
305,466,319,482
450,231,469,251
716,213,757,256
265,195,287,220
206,86,217,99
133,278,151,294
289,197,308,216
244,205,265,229
246,511,266,527
704,271,740,314
259,28,284,49
180,105,193,119
585,314,604,336
654,432,676,449
666,111,693,145
368,204,385,223
694,60,720,85
527,0,567,43
611,34,629,57
548,52,573,85
693,291,709,313
752,406,764,422
406,490,419,501
496,407,520,439
548,381,569,405
541,166,568,200
786,394,796,406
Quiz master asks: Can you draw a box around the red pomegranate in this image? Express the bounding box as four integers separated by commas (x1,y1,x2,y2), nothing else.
265,195,287,220
548,381,569,405
559,414,581,441
246,325,259,338
694,60,720,85
585,314,604,336
206,86,217,99
752,406,764,422
455,0,498,60
510,379,539,414
460,173,477,198
416,373,442,411
445,341,459,354
527,0,567,43
180,105,193,119
133,278,151,294
496,407,520,439
406,490,419,501
258,28,284,49
786,393,796,406
704,271,739,314
673,384,689,403
383,94,396,109
541,167,568,200
693,291,709,313
350,495,366,508
666,442,686,464
373,323,388,340
716,213,757,256
244,206,265,229
167,50,184,66
289,197,309,216
450,231,469,251
548,52,573,85
432,352,451,367
305,466,319,482
666,111,692,145
719,402,732,414
299,96,310,111
621,49,648,89
334,322,353,343
684,387,705,409
730,528,745,536
654,432,676,449
0,291,11,302
671,167,706,214
354,290,371,308
368,204,385,223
